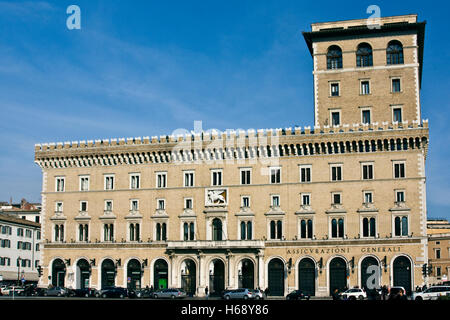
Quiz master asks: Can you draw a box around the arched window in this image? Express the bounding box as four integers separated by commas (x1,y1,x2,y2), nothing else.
356,43,373,67
270,221,276,239
156,223,161,241
401,216,408,236
369,218,376,237
387,40,404,65
161,223,167,241
247,221,252,240
332,218,344,238
338,218,344,238
240,221,246,240
276,220,283,239
129,224,135,241
184,222,189,241
212,218,222,241
189,222,195,240
327,45,343,69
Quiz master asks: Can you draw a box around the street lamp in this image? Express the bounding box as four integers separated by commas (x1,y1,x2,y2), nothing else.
17,257,22,286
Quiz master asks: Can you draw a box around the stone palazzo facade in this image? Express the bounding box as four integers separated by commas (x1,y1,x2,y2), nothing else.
34,14,429,296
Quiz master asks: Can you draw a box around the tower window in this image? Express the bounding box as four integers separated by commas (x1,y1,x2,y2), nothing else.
387,40,404,65
356,43,373,67
327,46,343,69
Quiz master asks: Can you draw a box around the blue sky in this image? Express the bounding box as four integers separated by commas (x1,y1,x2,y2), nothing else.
0,0,449,219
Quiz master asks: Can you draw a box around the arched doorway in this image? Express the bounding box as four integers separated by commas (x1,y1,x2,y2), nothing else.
154,259,168,290
51,259,66,287
329,257,347,295
127,259,142,290
209,259,225,296
76,259,90,289
360,256,379,291
181,259,196,296
101,259,116,289
212,218,223,240
393,256,412,295
238,259,254,289
298,258,315,296
268,258,284,296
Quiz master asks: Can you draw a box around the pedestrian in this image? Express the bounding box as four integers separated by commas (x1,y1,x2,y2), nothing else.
264,287,269,297
205,286,209,299
332,288,340,300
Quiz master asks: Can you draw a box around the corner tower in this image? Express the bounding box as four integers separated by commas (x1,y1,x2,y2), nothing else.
303,14,426,127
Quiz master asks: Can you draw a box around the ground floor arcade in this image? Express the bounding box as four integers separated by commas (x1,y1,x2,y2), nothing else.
40,239,426,296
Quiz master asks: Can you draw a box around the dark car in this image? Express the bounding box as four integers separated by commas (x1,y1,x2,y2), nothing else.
44,286,68,297
286,290,310,300
96,287,129,298
388,287,408,300
135,288,154,298
68,288,97,297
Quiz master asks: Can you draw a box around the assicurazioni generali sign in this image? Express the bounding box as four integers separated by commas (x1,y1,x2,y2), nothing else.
286,246,402,256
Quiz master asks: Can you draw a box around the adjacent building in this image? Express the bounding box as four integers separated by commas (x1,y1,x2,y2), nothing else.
34,14,429,296
427,219,450,284
0,214,41,285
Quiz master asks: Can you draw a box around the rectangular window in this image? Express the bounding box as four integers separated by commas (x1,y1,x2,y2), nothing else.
331,164,343,181
361,81,370,95
105,200,113,212
332,193,342,205
362,163,374,180
80,201,88,212
184,198,193,209
330,83,340,97
392,78,401,93
362,109,371,124
156,172,167,188
130,174,140,189
55,202,63,213
395,190,405,203
240,168,251,185
79,176,89,191
364,191,373,204
270,167,281,184
301,193,311,206
393,107,402,122
331,111,340,126
299,165,311,183
184,171,194,187
241,196,250,208
55,177,65,192
272,195,280,207
436,249,441,259
211,170,223,186
104,175,114,190
157,199,165,210
394,162,406,178
131,200,139,211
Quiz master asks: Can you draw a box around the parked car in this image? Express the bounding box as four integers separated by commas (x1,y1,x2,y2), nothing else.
68,288,98,298
2,286,25,296
387,287,407,300
222,288,254,300
340,288,367,300
152,288,187,299
44,286,68,297
413,286,450,301
96,287,129,298
286,290,310,300
252,289,265,300
135,288,154,298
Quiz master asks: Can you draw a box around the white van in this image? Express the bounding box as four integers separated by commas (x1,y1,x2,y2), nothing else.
413,286,450,300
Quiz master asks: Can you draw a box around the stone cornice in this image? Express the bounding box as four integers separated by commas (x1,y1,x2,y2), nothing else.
34,121,429,169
